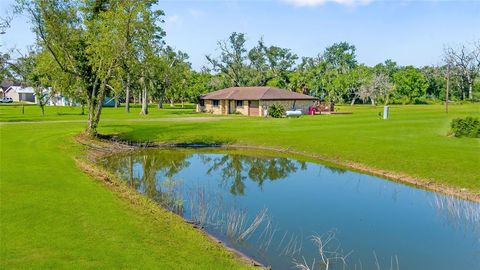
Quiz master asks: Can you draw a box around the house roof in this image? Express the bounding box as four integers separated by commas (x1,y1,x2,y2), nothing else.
200,87,317,101
8,86,35,94
17,87,35,94
1,80,19,91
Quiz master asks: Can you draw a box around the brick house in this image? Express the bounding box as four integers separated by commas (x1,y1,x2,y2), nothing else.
197,87,317,116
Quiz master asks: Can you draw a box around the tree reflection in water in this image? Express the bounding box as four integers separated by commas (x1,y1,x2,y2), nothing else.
107,151,307,200
107,150,191,214
201,154,306,195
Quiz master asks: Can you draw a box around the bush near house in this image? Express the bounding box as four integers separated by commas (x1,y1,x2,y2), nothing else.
268,104,285,118
450,117,480,138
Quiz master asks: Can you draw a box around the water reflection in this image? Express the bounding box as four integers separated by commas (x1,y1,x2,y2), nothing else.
202,154,305,195
431,194,480,240
102,149,480,270
106,151,190,214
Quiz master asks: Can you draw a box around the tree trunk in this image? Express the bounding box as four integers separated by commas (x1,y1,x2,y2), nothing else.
85,76,107,137
158,95,164,109
170,99,174,107
468,78,473,99
40,105,45,116
81,104,85,115
371,98,375,106
125,73,130,113
114,96,118,108
140,79,148,115
350,97,356,106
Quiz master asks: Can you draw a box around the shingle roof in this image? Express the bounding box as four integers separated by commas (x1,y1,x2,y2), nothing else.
1,80,15,91
200,87,317,101
1,80,23,91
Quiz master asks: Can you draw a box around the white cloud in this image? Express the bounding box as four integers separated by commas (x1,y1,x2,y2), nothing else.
285,0,374,7
188,9,206,18
165,14,183,28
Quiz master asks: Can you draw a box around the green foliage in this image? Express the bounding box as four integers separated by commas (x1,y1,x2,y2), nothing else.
393,66,429,103
323,42,357,71
15,0,166,134
450,117,480,138
268,103,285,118
207,33,297,88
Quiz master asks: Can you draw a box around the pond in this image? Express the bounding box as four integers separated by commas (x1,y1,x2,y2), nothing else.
101,148,480,270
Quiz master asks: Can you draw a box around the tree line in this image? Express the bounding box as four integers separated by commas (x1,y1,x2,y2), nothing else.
1,1,479,136
206,32,480,105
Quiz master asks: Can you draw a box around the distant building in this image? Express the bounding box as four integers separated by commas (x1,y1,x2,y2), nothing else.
197,86,317,116
1,80,19,98
4,86,36,102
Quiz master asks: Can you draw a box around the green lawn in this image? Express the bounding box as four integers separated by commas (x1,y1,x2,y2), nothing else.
1,103,479,268
0,106,252,269
0,103,204,122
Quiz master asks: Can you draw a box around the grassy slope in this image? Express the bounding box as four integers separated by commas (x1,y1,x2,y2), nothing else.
1,103,479,268
0,120,251,269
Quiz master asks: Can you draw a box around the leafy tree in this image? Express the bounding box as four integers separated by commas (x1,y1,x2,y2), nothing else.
248,39,298,87
186,70,213,103
323,42,357,72
11,49,51,114
145,47,191,109
15,0,164,135
316,42,358,103
206,32,248,87
207,33,297,89
421,65,446,99
374,59,398,80
393,66,428,103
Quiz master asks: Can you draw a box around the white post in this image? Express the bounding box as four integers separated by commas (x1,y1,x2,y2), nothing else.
383,106,389,120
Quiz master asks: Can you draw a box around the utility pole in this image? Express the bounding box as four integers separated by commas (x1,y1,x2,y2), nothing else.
446,65,449,114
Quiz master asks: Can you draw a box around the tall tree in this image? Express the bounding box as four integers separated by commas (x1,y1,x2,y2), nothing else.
444,44,478,100
206,32,248,87
15,0,164,135
322,42,357,72
248,39,298,87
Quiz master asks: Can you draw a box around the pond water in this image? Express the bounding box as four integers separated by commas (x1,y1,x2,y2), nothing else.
102,149,480,270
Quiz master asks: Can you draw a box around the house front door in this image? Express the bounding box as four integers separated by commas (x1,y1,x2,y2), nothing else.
228,100,234,114
249,100,259,116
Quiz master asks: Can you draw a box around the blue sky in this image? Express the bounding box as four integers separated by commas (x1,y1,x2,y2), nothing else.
1,0,479,70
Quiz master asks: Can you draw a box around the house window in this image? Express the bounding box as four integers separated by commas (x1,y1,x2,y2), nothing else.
212,100,219,107
199,99,205,106
236,100,243,107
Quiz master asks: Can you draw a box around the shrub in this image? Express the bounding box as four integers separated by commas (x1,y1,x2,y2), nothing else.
450,117,480,138
268,104,285,118
413,97,428,104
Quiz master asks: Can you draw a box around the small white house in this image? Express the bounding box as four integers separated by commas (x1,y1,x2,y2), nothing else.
5,86,36,102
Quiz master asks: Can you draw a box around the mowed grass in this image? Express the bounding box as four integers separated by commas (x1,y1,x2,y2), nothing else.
0,103,203,122
0,113,252,268
0,103,479,268
97,104,479,192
